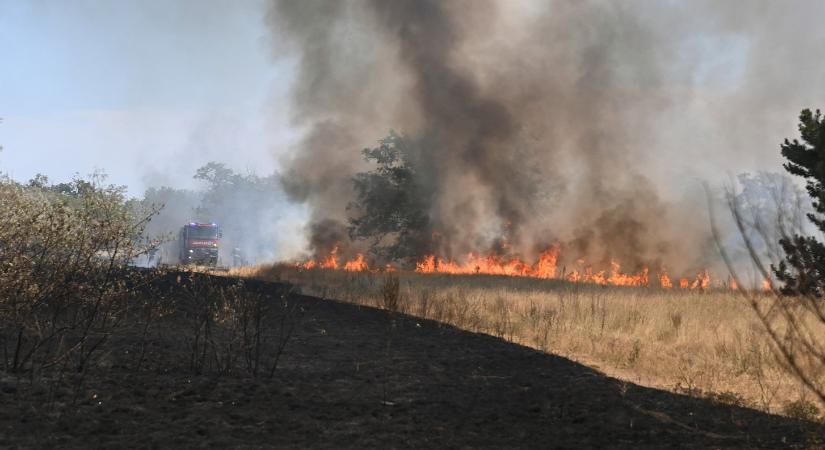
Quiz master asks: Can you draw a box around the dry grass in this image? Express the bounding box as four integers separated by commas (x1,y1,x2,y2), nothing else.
231,263,825,419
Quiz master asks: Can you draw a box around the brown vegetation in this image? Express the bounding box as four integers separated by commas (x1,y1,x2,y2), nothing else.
0,177,300,404
237,264,825,421
6,271,821,448
2,175,822,446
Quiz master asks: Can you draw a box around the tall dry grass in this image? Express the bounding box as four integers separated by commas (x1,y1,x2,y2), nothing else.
234,263,825,419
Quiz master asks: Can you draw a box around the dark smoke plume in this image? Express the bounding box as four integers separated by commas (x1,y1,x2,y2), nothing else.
267,0,825,272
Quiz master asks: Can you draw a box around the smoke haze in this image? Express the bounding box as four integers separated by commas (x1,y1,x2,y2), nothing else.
268,0,825,272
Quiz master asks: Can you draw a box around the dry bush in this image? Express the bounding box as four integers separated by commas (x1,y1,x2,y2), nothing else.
711,181,825,417
221,281,269,376
783,399,821,422
178,274,219,374
245,264,825,417
0,177,158,392
377,274,401,407
0,174,307,416
380,275,401,315
176,273,301,378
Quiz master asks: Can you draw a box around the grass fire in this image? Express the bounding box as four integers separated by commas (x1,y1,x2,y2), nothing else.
3,1,825,448
296,247,737,291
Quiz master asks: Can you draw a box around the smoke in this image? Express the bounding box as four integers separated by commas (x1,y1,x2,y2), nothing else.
140,164,309,266
267,0,825,273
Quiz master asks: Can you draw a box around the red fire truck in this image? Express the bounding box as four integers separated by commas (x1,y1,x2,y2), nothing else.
179,222,221,266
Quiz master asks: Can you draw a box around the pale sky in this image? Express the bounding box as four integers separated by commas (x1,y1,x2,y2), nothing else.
0,0,297,194
0,0,821,200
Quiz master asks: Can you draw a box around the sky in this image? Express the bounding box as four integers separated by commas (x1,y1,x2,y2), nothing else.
0,0,297,194
0,0,820,202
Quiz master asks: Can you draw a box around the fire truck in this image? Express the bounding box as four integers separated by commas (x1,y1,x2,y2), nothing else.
179,222,221,266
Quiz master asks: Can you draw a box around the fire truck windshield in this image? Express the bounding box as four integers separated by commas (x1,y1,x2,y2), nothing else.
188,227,219,239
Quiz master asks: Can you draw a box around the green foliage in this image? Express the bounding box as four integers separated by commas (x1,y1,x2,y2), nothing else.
347,132,432,263
774,109,825,295
194,161,238,188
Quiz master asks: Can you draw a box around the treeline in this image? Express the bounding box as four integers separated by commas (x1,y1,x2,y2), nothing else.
140,162,286,265
17,162,290,266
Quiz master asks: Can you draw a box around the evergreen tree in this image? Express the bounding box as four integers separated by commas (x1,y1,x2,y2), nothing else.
774,109,825,295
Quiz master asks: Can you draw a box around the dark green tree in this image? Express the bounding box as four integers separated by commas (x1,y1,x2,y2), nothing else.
774,109,825,295
347,132,432,263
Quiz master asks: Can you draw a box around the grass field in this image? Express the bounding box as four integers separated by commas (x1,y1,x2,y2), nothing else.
233,264,825,421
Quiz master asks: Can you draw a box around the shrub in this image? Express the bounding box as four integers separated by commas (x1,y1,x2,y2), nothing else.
783,399,821,422
0,176,158,381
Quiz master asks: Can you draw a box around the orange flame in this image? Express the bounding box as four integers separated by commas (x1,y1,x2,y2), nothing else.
320,246,339,269
607,261,648,286
299,246,367,271
690,269,710,290
297,245,726,290
343,253,368,272
414,251,649,286
415,246,560,279
660,271,673,288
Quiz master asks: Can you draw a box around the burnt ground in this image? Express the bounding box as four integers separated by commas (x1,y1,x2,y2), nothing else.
1,273,823,449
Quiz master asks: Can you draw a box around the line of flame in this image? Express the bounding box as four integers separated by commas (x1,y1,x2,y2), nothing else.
295,246,772,290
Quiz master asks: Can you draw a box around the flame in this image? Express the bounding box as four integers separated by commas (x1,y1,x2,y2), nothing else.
690,269,710,290
416,251,647,287
299,246,368,272
320,246,339,269
296,245,728,290
607,261,648,286
730,277,739,290
533,246,560,278
343,253,368,272
415,246,560,278
762,278,772,291
660,271,673,288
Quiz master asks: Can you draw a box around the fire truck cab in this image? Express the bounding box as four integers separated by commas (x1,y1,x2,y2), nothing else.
179,222,221,266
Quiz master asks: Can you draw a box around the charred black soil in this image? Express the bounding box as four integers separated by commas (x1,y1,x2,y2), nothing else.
1,272,822,449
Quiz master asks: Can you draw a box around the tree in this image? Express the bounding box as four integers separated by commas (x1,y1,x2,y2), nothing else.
732,171,812,265
140,162,286,264
716,109,825,406
194,161,238,189
774,109,825,296
347,132,432,263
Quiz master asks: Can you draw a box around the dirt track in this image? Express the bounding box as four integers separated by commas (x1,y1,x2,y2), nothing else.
1,274,823,449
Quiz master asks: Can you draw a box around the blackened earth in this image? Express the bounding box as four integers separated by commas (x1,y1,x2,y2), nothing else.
1,272,823,449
